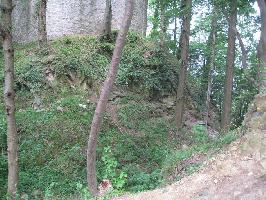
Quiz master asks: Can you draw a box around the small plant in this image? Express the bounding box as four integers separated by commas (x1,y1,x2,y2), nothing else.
44,182,56,199
76,182,91,200
101,146,128,190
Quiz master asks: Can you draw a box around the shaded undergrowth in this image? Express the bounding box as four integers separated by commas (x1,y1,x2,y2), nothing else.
0,34,238,199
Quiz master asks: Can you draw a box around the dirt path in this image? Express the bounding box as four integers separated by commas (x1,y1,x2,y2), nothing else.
112,94,266,200
113,134,266,200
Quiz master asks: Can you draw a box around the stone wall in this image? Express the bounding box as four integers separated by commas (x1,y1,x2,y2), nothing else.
13,0,38,43
12,0,148,43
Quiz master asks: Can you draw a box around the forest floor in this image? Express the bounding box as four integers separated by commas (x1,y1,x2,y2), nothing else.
113,94,266,200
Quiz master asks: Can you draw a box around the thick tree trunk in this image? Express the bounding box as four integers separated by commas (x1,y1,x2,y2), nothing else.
38,0,47,47
257,0,266,92
204,6,217,127
87,0,135,197
0,0,18,199
223,13,248,70
175,0,192,129
221,0,237,132
103,0,112,38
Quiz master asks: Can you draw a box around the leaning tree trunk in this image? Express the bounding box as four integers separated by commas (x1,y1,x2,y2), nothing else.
204,5,217,127
87,0,135,197
175,0,192,129
221,0,237,132
0,0,18,199
38,0,48,47
257,0,266,92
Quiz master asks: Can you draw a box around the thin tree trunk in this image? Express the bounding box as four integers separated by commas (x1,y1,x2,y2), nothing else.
0,0,18,199
143,0,148,35
103,0,112,38
159,0,167,48
204,5,217,127
174,16,177,45
87,0,135,197
151,3,159,35
173,0,178,53
175,0,192,129
221,0,237,132
257,0,266,92
236,31,248,69
38,0,47,47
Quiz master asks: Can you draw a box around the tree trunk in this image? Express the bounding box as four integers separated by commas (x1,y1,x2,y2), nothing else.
257,0,266,92
159,0,167,48
143,0,148,36
204,5,217,127
38,0,47,47
87,0,135,197
236,30,248,69
103,0,112,38
0,0,18,199
221,0,237,132
175,0,192,129
223,12,247,70
173,0,178,53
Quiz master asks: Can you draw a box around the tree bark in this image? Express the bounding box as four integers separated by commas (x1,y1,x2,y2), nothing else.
257,0,266,92
38,0,48,47
204,5,217,127
236,30,248,69
223,12,247,69
143,0,148,36
173,0,178,53
0,0,18,199
159,0,168,48
221,0,237,132
175,0,192,129
87,0,135,197
103,0,112,38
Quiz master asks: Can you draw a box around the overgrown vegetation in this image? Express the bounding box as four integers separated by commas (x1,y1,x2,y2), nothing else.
0,33,248,199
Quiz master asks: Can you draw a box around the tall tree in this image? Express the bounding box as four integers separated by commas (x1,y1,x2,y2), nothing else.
175,0,192,129
103,0,112,38
0,0,18,199
203,4,218,127
257,0,266,92
221,0,237,131
87,0,135,196
38,0,48,47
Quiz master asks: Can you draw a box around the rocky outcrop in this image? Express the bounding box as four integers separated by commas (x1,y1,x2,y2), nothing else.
242,94,266,172
12,0,148,43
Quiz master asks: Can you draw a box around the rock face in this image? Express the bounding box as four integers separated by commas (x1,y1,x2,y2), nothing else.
12,0,148,43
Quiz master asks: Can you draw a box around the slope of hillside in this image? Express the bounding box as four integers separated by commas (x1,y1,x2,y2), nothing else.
113,94,266,200
0,34,258,199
